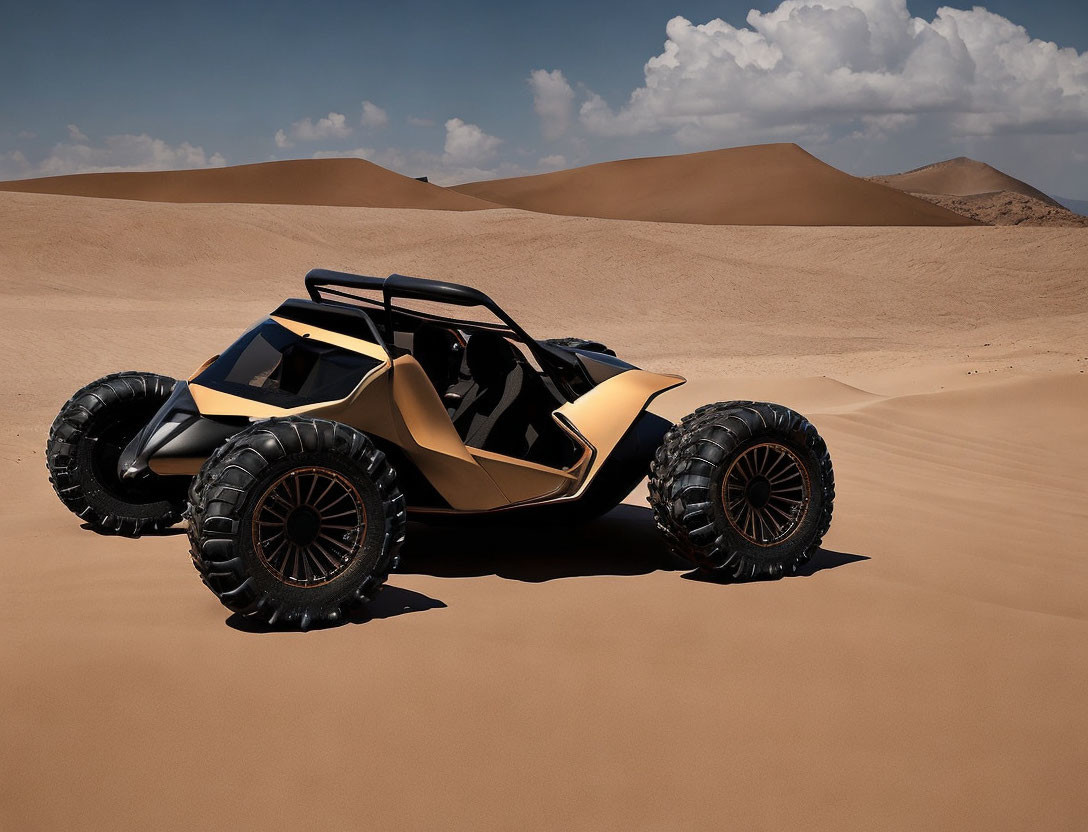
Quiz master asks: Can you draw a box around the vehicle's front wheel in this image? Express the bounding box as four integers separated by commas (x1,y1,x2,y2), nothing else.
187,417,406,630
648,402,834,579
46,371,188,535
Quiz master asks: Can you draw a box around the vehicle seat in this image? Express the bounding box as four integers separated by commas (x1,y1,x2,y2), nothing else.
412,323,461,396
451,332,537,457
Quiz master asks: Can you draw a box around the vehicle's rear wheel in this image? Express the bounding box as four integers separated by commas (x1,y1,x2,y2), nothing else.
648,402,834,578
187,417,406,630
46,371,188,535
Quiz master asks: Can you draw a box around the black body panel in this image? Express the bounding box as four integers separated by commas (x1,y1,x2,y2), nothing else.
192,319,384,408
575,350,636,385
117,382,244,479
273,298,386,345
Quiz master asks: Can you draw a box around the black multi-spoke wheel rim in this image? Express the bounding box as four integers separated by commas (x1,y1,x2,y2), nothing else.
722,442,810,547
251,467,367,587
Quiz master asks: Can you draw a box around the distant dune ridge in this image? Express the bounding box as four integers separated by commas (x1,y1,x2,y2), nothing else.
450,143,977,226
7,143,1084,226
869,157,1088,226
0,158,498,211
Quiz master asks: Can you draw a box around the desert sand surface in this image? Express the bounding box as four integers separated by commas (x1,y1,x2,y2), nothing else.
0,158,497,210
870,157,1088,226
452,143,977,226
1,190,1086,831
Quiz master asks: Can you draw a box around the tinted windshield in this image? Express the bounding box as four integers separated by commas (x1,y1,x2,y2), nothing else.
194,320,383,407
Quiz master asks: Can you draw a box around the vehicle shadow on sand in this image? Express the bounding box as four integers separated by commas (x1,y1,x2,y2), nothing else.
399,504,869,583
228,505,868,632
225,585,448,633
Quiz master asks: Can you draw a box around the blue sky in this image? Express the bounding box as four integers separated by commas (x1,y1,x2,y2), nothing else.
3,0,1088,196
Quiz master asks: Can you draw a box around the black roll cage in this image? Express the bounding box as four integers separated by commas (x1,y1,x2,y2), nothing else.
304,269,580,398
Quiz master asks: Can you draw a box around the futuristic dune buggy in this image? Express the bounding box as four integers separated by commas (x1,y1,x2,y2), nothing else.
47,270,834,628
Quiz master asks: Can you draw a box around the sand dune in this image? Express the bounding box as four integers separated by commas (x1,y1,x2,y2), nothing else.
451,143,976,226
869,157,1088,226
0,158,497,210
1,191,1086,831
870,156,1061,203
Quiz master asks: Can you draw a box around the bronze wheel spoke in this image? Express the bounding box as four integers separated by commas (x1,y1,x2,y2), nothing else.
766,501,796,525
769,468,803,486
266,538,288,570
260,504,287,522
311,540,343,570
317,530,353,550
312,477,337,509
315,489,353,514
260,528,286,546
762,449,789,481
322,508,360,520
770,492,803,506
304,472,319,505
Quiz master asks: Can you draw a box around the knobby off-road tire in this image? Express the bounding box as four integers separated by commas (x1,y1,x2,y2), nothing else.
648,402,834,578
187,417,406,630
46,371,188,535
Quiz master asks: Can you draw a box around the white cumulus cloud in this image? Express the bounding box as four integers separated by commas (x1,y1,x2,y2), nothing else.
1,131,226,179
360,101,388,128
574,0,1088,143
275,111,351,148
66,124,88,142
529,69,575,139
443,117,502,165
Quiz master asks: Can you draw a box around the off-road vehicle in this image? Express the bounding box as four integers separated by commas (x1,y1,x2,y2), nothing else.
47,270,835,628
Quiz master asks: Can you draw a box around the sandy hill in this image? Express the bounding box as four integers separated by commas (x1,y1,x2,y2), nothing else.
450,143,976,226
868,156,1088,226
869,156,1060,204
0,158,497,211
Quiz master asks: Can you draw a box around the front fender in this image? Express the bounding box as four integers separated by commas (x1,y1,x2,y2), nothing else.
117,382,243,479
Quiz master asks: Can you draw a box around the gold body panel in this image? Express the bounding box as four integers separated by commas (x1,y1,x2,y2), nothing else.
555,369,685,497
161,316,685,513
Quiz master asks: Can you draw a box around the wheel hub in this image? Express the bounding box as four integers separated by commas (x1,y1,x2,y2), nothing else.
722,442,811,546
285,506,321,547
